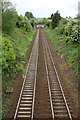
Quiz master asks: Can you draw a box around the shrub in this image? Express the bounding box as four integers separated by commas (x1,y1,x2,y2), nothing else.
2,37,15,69
64,20,78,43
62,18,69,24
16,16,32,32
57,26,65,35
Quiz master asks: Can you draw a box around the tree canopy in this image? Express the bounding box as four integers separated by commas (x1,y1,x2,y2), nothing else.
25,12,34,19
2,0,17,34
51,11,61,29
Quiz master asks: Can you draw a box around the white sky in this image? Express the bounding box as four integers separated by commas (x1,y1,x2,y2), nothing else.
11,0,79,18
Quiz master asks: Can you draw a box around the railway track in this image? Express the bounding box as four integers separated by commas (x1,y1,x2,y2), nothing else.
41,29,73,119
14,29,39,120
14,28,73,120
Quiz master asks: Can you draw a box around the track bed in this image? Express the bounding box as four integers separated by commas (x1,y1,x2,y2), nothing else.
13,28,74,120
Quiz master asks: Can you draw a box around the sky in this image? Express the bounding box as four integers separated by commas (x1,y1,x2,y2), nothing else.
11,0,79,18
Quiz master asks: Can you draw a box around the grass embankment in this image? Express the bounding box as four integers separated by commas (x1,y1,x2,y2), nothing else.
2,27,35,115
45,18,79,79
2,1,36,116
2,27,35,86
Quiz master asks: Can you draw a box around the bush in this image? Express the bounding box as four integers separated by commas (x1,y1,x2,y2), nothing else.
16,16,32,32
25,19,32,32
46,21,51,27
62,18,69,24
64,20,79,43
57,26,65,35
2,37,15,69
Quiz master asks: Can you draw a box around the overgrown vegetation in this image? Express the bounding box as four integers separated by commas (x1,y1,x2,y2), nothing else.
2,28,35,87
2,0,35,87
16,15,32,32
2,0,35,115
45,17,79,79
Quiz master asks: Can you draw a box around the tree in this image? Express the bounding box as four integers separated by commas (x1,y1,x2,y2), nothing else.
51,14,53,18
3,0,16,11
2,0,17,34
51,11,61,29
16,15,24,28
16,15,32,32
25,12,34,19
2,9,17,34
30,20,35,28
24,17,32,32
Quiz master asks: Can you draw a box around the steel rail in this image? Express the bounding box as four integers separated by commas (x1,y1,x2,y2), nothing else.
14,29,39,120
31,29,39,119
42,32,55,120
45,40,72,120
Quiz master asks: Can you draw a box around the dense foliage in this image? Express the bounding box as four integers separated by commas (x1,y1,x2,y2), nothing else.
2,28,35,87
2,0,35,87
2,0,36,115
51,11,61,29
2,9,17,34
25,11,34,19
2,37,15,69
46,18,79,79
16,15,32,32
42,18,51,27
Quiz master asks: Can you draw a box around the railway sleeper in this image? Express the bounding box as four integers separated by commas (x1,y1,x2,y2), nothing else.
20,104,32,107
52,99,64,102
54,114,68,118
50,81,59,84
54,106,67,109
18,111,31,114
19,107,31,110
23,88,33,91
23,89,33,92
53,102,65,105
51,90,61,92
53,96,63,99
21,97,33,100
54,110,68,114
17,114,31,118
24,84,34,86
21,100,32,103
22,94,33,97
22,92,33,95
